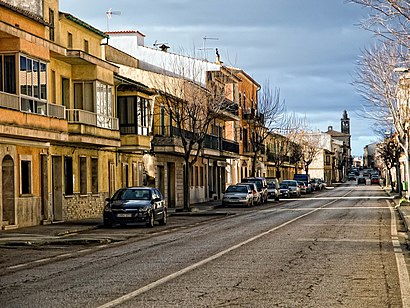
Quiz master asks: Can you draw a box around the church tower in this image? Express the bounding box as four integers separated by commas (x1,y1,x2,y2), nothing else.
341,110,350,135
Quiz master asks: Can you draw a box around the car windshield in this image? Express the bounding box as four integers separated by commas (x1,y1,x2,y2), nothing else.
226,186,248,193
114,189,152,201
280,184,288,189
267,183,275,188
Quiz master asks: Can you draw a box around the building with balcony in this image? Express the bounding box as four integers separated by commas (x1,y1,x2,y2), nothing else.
104,35,241,206
0,0,119,228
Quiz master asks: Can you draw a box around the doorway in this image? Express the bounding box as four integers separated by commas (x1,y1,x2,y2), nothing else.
2,155,15,225
52,156,63,221
40,154,48,220
167,162,175,207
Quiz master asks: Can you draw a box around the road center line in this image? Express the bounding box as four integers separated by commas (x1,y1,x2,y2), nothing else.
97,193,349,308
387,200,410,308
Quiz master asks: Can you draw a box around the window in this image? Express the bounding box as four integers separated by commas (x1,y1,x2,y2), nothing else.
96,81,113,128
326,155,331,166
80,157,87,195
62,77,69,107
64,156,73,195
74,81,93,111
19,55,47,114
51,70,56,103
91,157,98,194
118,95,151,135
68,32,73,49
84,40,89,53
0,54,16,94
21,158,32,194
49,9,55,41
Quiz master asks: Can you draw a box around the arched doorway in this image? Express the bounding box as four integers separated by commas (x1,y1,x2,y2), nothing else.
2,155,15,226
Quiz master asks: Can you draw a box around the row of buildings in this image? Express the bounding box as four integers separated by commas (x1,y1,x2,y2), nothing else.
0,0,351,229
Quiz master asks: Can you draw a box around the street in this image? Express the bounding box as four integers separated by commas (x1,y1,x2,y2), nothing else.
1,182,410,307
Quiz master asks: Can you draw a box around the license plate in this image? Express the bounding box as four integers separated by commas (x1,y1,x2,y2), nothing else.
117,213,132,218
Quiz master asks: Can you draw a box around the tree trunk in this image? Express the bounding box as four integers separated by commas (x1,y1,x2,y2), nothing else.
183,161,191,211
388,168,394,192
396,163,402,197
251,151,258,177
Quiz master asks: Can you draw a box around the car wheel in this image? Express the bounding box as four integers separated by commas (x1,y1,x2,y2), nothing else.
146,212,155,228
159,208,167,225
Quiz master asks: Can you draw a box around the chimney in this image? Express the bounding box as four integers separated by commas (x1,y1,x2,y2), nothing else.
328,126,333,131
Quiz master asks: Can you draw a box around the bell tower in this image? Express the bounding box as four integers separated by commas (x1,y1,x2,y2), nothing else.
341,110,350,135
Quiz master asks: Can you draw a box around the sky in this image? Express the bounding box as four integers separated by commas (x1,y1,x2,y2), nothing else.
59,0,377,156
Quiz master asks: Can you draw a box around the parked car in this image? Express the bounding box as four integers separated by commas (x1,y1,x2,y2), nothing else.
357,177,366,185
281,180,301,197
104,187,167,228
371,175,380,185
222,184,254,207
239,182,261,205
312,178,325,190
266,178,280,201
279,183,291,199
241,177,268,204
298,181,308,194
294,173,312,193
348,172,356,181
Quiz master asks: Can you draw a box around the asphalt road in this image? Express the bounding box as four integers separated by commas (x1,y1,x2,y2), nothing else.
1,182,409,307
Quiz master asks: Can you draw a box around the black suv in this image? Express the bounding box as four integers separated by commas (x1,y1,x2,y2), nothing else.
241,177,268,204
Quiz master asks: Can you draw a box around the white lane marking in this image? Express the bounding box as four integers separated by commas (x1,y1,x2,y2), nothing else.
292,196,394,201
97,194,349,308
34,258,51,263
8,263,28,269
388,200,410,307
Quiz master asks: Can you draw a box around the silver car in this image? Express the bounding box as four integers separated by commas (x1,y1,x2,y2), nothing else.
222,184,254,207
281,180,301,197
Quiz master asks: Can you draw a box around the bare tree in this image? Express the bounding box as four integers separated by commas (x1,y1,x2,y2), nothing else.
152,54,232,211
349,0,410,49
247,83,286,176
377,133,402,193
353,40,410,197
301,133,323,175
266,132,292,179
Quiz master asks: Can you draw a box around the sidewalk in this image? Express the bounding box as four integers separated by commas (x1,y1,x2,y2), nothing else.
384,187,410,234
0,201,222,247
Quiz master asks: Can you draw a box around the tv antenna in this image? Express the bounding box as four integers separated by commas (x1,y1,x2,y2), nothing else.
199,36,218,60
106,8,121,32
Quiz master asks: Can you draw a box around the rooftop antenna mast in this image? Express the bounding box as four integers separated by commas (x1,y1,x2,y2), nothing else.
106,8,121,32
199,36,218,60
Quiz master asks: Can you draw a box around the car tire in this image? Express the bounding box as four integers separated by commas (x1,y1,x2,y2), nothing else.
159,208,167,225
146,212,155,228
103,221,112,228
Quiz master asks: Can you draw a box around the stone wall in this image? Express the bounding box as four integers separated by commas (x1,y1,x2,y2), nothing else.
63,193,109,220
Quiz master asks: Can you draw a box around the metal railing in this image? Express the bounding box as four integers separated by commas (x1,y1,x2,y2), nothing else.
66,109,118,130
154,125,239,154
